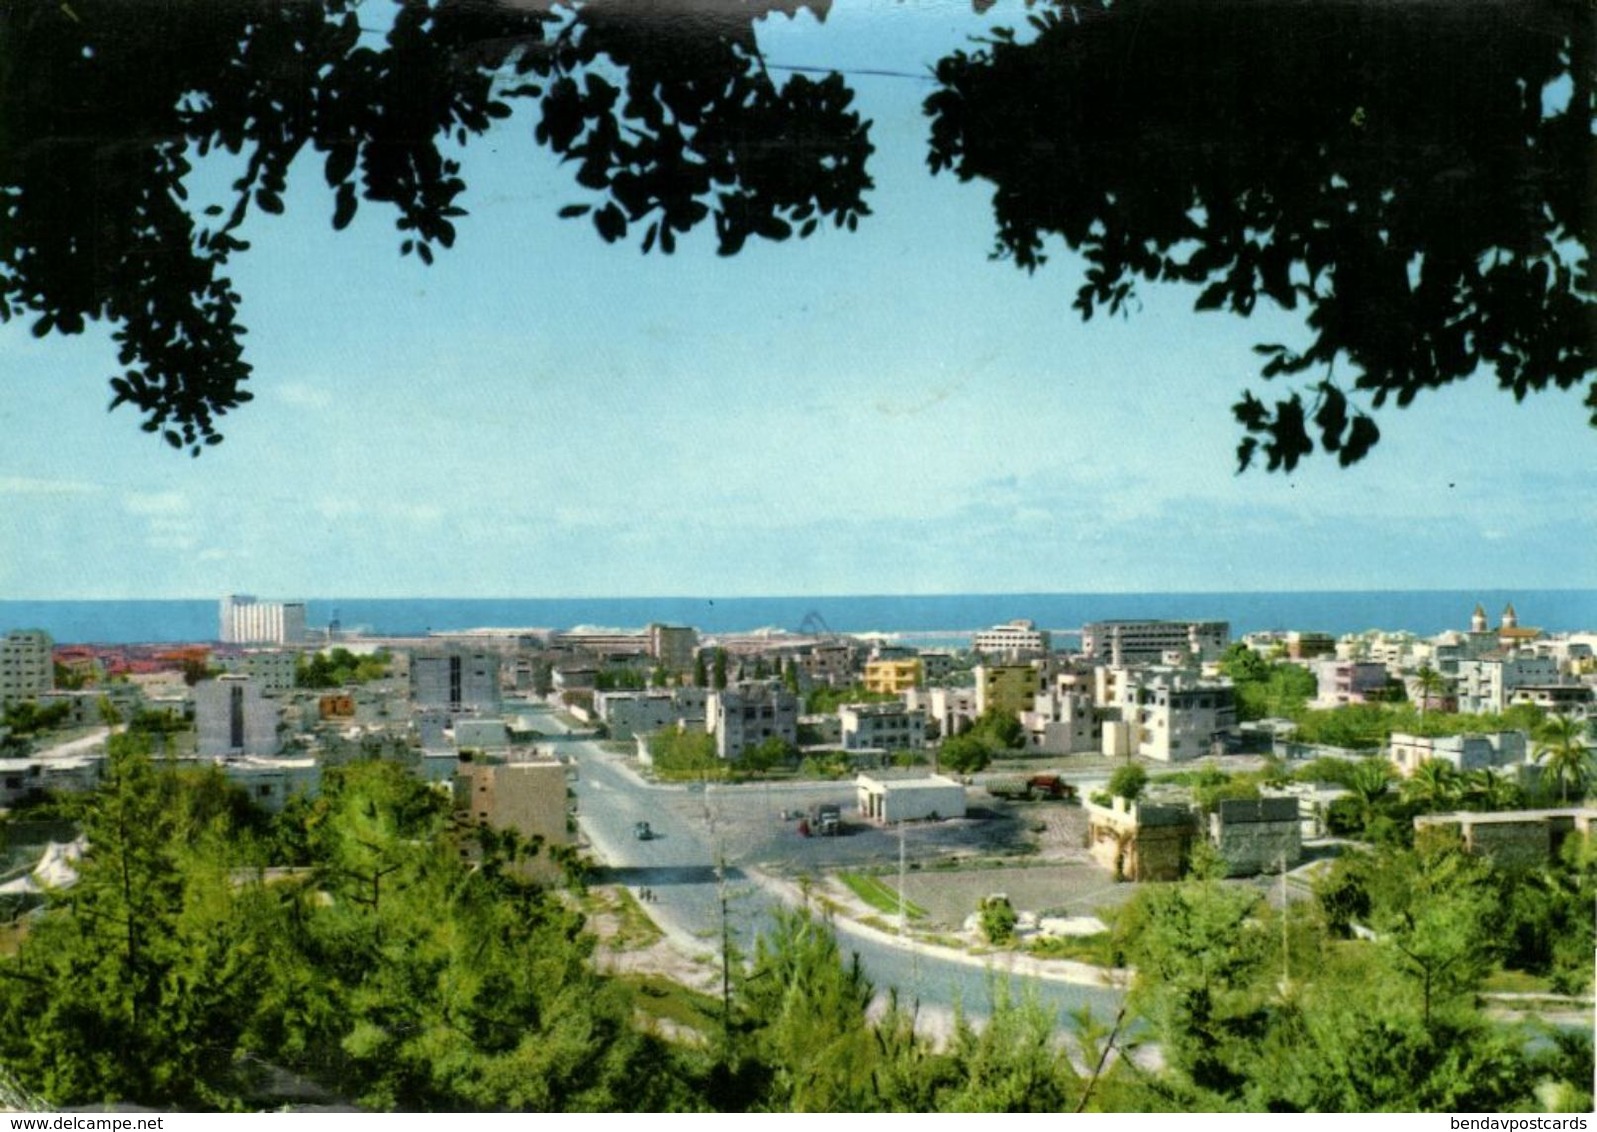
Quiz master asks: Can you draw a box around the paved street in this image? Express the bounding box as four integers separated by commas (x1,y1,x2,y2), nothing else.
533,708,1124,1028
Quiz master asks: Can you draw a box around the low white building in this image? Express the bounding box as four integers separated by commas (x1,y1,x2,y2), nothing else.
856,774,967,823
1389,731,1527,777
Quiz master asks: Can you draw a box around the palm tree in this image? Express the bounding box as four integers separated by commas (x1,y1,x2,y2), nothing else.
1411,665,1449,725
1462,767,1521,812
1533,714,1592,806
1402,758,1462,814
1348,758,1394,832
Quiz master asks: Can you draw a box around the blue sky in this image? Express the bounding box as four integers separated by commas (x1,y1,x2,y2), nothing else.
1,0,1591,600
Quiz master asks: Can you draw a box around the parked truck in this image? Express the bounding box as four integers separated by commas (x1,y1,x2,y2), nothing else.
985,774,1078,802
807,802,842,835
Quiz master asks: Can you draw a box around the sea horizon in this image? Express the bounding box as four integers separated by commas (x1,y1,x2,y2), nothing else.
4,588,1595,646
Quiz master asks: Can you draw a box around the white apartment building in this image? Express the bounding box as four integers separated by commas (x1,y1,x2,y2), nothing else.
219,595,306,645
1080,620,1229,664
839,702,926,751
1106,671,1237,762
972,620,1052,660
1310,659,1390,708
1454,655,1560,715
707,682,799,760
0,630,54,706
410,649,503,715
195,675,282,757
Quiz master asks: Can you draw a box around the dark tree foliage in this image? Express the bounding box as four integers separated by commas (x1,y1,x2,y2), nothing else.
0,0,872,452
925,0,1594,470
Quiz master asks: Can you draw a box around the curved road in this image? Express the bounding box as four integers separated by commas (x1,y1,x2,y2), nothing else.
533,711,1123,1029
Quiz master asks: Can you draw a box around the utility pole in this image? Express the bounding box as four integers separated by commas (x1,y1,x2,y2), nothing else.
897,819,907,939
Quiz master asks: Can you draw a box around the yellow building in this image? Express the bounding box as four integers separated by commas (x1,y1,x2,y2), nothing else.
974,663,1039,716
863,658,923,695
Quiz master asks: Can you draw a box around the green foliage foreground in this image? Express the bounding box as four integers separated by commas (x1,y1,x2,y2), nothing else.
1,735,1591,1111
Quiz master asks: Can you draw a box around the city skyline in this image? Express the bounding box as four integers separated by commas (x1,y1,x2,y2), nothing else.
2,0,1591,600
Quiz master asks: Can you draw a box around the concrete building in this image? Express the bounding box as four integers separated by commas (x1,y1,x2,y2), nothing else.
905,686,979,740
1208,797,1301,876
856,774,967,823
1116,674,1237,762
195,675,281,757
1310,659,1390,709
1414,808,1597,870
453,756,571,882
219,595,306,645
972,620,1051,660
839,702,926,751
595,690,679,740
1454,655,1560,715
1284,631,1336,660
216,756,320,813
0,630,54,706
410,649,502,715
648,624,699,674
800,642,859,687
974,663,1040,717
1022,687,1098,755
707,682,799,761
1389,731,1527,777
863,658,923,696
1081,620,1229,665
243,649,300,694
1087,797,1197,881
0,754,102,806
454,718,511,750
1506,683,1594,718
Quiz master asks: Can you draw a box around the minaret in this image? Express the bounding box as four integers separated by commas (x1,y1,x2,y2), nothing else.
1501,603,1518,630
1470,604,1487,634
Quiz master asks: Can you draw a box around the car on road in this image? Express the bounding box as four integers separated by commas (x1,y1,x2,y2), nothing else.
633,820,653,841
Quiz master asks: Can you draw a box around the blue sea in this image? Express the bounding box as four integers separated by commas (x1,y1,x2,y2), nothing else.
2,591,1594,646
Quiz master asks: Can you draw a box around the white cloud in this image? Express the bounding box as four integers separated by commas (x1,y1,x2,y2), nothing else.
277,382,334,409
124,491,191,516
0,476,99,496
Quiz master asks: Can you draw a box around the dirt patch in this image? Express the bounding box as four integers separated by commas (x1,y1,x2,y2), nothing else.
584,884,720,995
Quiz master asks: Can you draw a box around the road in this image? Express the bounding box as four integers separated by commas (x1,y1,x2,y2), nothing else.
530,708,1124,1028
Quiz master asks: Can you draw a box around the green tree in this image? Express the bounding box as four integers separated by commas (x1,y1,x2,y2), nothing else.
712,649,728,691
1533,715,1591,805
1107,764,1147,803
939,734,992,776
1400,759,1461,814
1412,665,1449,721
735,907,876,1112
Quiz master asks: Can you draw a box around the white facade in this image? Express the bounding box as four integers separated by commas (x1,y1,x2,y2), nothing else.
219,595,306,645
972,620,1052,660
1081,620,1229,664
195,675,282,757
1454,655,1560,715
839,702,926,751
410,649,503,714
707,682,799,760
856,774,967,823
1389,731,1527,776
1310,660,1390,708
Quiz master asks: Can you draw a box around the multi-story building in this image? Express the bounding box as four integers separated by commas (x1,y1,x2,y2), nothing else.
1284,631,1336,660
647,624,699,674
839,702,926,751
972,620,1051,660
243,649,300,694
0,630,54,706
1454,655,1560,715
863,658,923,696
219,595,306,645
595,689,681,740
1022,686,1098,755
905,686,978,741
1107,672,1236,762
800,642,859,687
410,649,502,715
974,663,1040,717
195,675,281,757
453,756,571,883
1080,620,1229,665
1309,659,1390,709
707,682,799,761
